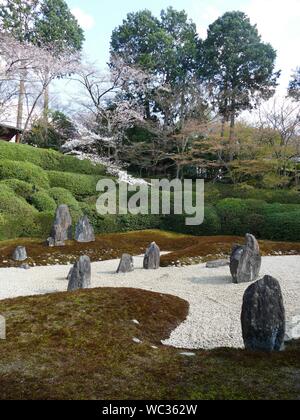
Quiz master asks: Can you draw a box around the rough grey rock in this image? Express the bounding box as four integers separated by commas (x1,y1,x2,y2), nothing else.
285,315,300,342
206,259,229,268
230,234,261,284
20,263,30,270
143,242,160,270
241,275,286,352
117,254,134,273
12,246,27,262
67,256,91,291
50,205,72,246
46,237,55,247
75,215,95,243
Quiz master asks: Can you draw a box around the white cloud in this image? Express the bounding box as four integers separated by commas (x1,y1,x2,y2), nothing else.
71,7,95,31
245,0,300,91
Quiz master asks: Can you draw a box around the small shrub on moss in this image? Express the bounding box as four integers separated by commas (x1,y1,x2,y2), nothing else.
0,159,50,189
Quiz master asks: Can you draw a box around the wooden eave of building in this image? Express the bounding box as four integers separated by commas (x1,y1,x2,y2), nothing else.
0,124,23,141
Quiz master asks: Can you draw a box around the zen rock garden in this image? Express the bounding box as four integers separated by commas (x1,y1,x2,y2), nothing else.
8,204,292,353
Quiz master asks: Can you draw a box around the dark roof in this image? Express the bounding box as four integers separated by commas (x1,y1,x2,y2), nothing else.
0,123,23,133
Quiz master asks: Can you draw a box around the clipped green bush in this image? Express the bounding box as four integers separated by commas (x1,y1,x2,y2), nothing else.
0,159,50,189
261,211,300,241
161,206,221,236
215,183,300,204
58,155,106,176
30,191,57,213
0,141,105,175
48,187,82,222
0,185,38,217
47,171,102,199
216,198,267,236
0,179,35,200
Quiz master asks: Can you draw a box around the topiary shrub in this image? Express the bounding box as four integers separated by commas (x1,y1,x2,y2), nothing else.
0,141,106,175
58,155,106,176
30,211,54,238
161,206,221,236
30,191,57,213
260,211,300,241
216,198,267,236
0,185,38,217
0,159,50,189
0,179,35,200
48,187,82,222
47,171,102,199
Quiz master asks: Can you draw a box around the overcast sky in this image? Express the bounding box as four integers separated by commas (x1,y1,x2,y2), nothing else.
66,0,300,93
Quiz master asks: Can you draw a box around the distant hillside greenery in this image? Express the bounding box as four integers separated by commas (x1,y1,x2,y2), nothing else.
0,142,299,242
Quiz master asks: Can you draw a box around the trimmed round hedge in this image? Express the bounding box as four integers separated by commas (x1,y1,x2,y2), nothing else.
161,206,221,236
0,159,50,189
0,179,35,200
47,171,103,199
48,187,82,222
260,211,300,242
0,185,38,217
30,191,57,213
0,141,106,175
214,183,300,205
215,198,300,240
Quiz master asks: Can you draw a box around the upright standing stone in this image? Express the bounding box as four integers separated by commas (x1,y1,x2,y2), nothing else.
50,204,72,246
230,234,261,284
143,242,160,270
241,275,286,352
75,215,95,243
117,254,134,273
12,246,27,262
67,256,91,291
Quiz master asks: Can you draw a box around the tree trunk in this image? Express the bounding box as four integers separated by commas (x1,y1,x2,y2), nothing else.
16,79,25,143
229,112,235,142
43,84,49,122
221,117,226,138
229,108,235,161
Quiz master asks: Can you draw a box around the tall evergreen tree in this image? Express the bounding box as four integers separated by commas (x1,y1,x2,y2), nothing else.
110,7,201,126
288,68,300,101
201,11,280,144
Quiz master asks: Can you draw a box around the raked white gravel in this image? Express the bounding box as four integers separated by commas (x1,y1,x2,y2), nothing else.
0,255,299,349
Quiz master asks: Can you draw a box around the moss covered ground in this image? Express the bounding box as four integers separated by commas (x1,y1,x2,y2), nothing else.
0,287,299,400
0,230,299,268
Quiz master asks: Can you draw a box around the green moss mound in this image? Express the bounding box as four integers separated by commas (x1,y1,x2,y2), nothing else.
0,287,299,400
30,191,57,213
48,187,83,221
0,179,35,200
0,159,50,189
0,141,105,175
47,171,101,200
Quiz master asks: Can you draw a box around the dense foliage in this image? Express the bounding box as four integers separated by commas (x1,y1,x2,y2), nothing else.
0,142,299,242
